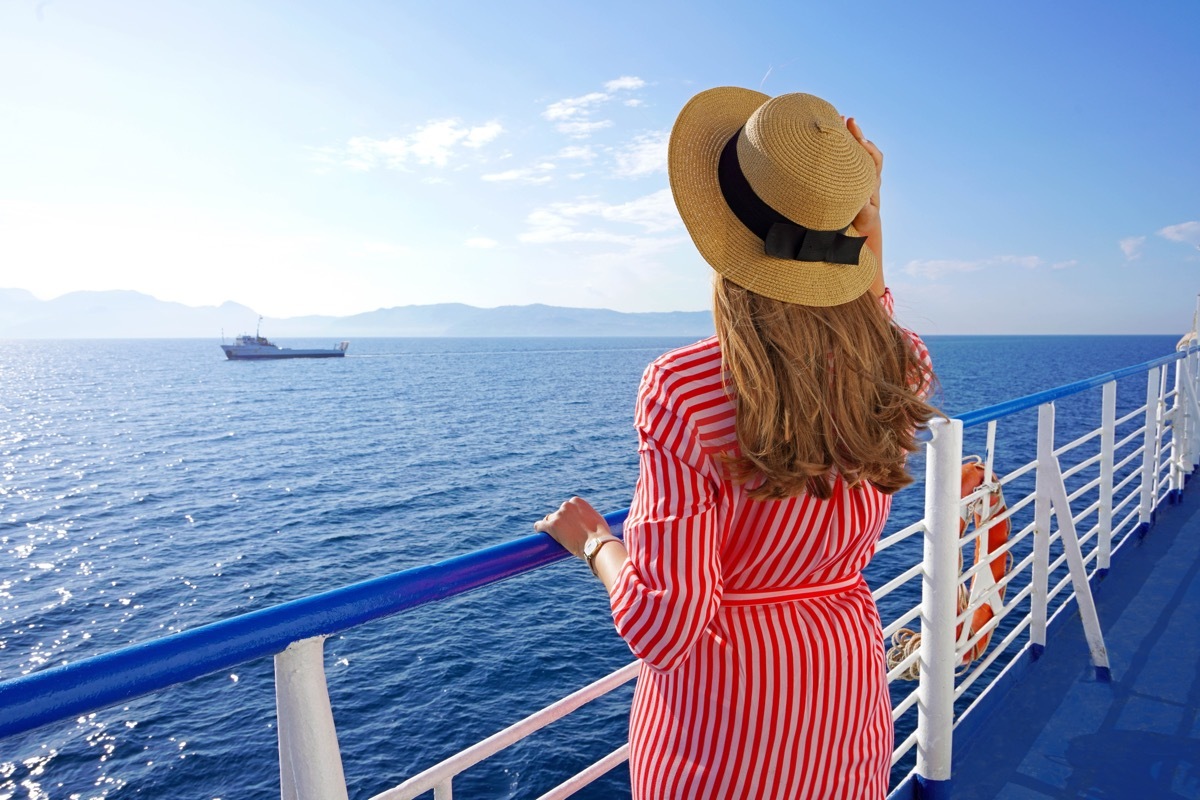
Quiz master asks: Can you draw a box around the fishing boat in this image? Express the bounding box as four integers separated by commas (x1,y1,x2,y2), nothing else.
3,300,1199,799
221,317,349,360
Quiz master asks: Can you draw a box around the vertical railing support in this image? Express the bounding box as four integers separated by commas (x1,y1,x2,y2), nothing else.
1036,403,1111,680
277,636,350,800
1170,358,1185,502
1137,367,1161,537
914,417,962,800
1098,382,1116,574
1191,350,1200,471
1031,403,1052,659
1181,349,1200,475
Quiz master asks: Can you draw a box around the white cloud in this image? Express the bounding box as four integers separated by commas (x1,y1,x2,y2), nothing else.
1158,221,1200,249
543,92,610,122
555,120,614,138
1051,259,1078,270
463,121,503,148
614,130,669,177
321,119,503,171
465,237,499,249
557,145,596,161
519,189,681,246
481,163,554,184
1119,236,1146,260
542,77,645,138
903,254,1045,280
605,76,646,92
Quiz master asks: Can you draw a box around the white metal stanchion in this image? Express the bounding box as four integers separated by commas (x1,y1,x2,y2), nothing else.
276,636,350,800
915,417,962,797
1098,382,1117,572
1036,403,1111,679
1138,367,1161,534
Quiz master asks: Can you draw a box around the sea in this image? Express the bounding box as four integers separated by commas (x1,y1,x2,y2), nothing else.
0,334,1183,799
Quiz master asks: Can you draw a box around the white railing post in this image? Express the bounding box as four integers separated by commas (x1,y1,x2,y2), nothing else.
1170,358,1187,501
1037,403,1111,680
1098,382,1116,573
1191,350,1200,472
1182,350,1200,476
1031,403,1053,657
1138,367,1161,535
276,636,350,800
915,416,962,798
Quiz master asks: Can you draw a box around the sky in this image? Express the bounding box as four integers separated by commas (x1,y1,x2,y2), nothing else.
1,0,1198,334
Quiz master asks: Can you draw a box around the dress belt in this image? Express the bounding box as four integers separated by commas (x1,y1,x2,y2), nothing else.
720,573,863,606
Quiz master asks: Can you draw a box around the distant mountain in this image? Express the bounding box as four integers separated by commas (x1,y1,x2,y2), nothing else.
0,289,714,339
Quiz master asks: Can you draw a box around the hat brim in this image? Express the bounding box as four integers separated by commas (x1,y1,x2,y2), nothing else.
668,87,879,307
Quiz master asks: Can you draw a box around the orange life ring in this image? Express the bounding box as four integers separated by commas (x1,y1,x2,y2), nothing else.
955,458,1012,667
885,457,1014,680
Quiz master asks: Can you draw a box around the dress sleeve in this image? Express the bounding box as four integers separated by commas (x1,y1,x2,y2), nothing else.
609,363,722,674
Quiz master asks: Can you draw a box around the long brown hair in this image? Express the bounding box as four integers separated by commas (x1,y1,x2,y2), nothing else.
713,276,938,500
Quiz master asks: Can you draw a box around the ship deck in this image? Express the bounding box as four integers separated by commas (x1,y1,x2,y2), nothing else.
949,479,1200,799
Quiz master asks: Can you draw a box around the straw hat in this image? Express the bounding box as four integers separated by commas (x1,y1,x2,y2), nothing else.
668,87,878,307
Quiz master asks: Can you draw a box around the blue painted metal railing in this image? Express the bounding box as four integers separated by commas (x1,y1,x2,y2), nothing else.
0,510,626,739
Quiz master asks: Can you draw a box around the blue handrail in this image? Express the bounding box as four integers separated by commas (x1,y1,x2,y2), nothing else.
956,346,1195,429
0,511,627,740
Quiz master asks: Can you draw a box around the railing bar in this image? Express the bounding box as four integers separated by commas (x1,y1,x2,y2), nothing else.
1077,523,1100,549
1115,406,1145,428
0,510,632,740
953,576,1037,661
1066,478,1102,504
952,555,1035,630
1112,467,1141,495
886,647,922,683
954,500,1034,557
1114,505,1140,537
882,606,923,639
372,661,640,800
876,521,927,553
1113,446,1145,473
872,563,924,601
890,729,919,767
535,745,630,800
956,350,1188,429
1060,455,1102,482
1114,424,1146,449
952,617,1033,701
1070,499,1101,525
1047,570,1073,602
996,458,1038,486
1053,428,1102,457
890,689,920,720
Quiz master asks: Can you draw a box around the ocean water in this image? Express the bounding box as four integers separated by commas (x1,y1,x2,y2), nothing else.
0,334,1182,799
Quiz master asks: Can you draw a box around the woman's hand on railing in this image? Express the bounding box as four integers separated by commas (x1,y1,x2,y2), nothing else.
535,497,628,592
534,496,611,559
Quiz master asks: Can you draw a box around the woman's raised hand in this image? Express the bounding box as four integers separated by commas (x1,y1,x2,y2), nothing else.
846,116,885,293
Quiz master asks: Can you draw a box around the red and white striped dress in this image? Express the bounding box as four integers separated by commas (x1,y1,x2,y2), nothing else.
610,291,930,799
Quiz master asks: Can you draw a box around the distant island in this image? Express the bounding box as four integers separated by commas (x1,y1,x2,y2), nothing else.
0,288,714,339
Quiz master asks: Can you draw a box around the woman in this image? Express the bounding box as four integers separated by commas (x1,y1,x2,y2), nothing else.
535,88,937,799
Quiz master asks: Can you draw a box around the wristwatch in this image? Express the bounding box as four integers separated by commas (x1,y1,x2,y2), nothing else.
583,535,619,576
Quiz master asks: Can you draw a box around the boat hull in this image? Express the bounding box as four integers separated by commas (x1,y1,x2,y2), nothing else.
221,346,346,360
